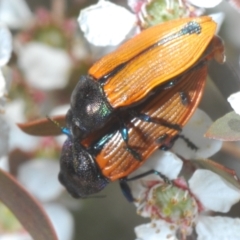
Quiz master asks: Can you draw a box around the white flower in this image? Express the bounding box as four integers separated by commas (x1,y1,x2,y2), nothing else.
16,158,74,240
227,91,240,115
0,0,33,29
189,170,240,213
43,203,74,240
17,159,64,202
78,0,138,46
4,100,41,151
196,216,240,239
132,166,240,239
172,108,222,159
0,24,12,66
187,0,223,8
135,219,177,240
17,42,72,90
0,156,9,171
77,0,226,48
209,12,225,33
0,24,12,111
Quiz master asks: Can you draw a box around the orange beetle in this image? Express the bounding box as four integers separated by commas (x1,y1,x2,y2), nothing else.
58,35,225,198
67,16,217,145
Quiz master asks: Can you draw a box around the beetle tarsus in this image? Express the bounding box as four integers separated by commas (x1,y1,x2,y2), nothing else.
119,170,172,202
179,134,198,151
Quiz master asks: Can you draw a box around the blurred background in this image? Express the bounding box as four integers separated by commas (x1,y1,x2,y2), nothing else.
1,0,240,239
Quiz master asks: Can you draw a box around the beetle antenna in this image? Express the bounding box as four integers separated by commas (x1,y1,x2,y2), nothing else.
46,115,71,136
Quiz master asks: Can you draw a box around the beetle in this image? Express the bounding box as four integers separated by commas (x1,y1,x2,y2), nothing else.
67,16,218,145
58,35,225,198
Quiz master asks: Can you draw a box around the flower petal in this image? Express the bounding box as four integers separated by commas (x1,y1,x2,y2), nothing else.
0,69,6,98
146,151,183,180
196,216,240,240
172,109,222,159
17,159,64,202
0,0,33,29
0,156,9,171
78,0,138,46
228,91,240,115
131,151,183,180
0,233,32,240
188,0,222,8
4,100,41,151
43,203,74,240
189,169,240,212
0,24,12,67
128,151,183,205
17,42,72,90
135,220,177,240
209,12,225,34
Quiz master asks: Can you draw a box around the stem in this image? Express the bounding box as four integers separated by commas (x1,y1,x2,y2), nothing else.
221,142,240,161
51,0,66,23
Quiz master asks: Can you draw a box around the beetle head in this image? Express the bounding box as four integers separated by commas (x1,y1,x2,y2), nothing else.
59,137,109,198
68,76,112,139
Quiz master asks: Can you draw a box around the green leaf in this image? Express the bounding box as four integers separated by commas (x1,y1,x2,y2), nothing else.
0,169,58,240
205,111,240,141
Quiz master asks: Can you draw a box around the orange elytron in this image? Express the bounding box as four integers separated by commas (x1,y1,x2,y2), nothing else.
67,17,218,143
90,16,216,108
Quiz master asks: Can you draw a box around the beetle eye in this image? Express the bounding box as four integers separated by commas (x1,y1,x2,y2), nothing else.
71,124,81,138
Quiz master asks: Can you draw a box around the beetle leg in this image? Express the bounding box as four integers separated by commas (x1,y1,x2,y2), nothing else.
159,134,180,151
118,116,142,161
178,134,198,151
119,170,171,202
159,134,198,151
130,111,182,131
119,179,135,202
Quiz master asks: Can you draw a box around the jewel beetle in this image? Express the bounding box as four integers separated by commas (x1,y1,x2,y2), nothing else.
67,16,218,143
59,35,225,198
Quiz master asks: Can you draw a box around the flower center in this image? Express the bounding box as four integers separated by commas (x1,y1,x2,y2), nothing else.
139,0,188,28
33,26,68,49
150,184,198,235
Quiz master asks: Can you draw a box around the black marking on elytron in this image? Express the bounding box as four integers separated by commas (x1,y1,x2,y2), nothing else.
97,21,202,85
180,21,201,35
98,63,126,85
179,92,189,105
126,147,142,161
156,134,169,144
